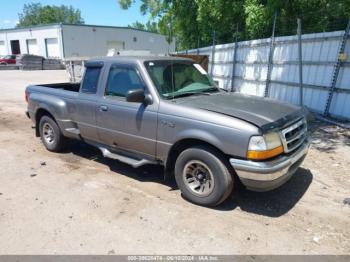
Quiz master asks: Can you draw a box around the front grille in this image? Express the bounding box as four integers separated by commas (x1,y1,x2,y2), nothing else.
280,118,307,153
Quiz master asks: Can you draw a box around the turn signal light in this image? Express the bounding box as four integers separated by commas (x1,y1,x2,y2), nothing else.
247,145,284,160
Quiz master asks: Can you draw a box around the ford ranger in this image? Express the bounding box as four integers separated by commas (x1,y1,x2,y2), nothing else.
25,56,310,206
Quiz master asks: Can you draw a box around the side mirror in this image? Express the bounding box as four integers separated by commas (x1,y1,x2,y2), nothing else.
126,89,153,104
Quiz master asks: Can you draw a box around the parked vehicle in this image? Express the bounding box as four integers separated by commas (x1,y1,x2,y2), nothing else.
0,55,17,65
25,56,310,206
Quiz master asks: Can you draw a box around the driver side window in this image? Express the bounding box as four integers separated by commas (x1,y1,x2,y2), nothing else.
106,65,144,97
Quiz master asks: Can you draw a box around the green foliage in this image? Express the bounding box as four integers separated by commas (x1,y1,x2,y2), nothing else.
119,0,134,9
121,0,350,50
128,21,159,33
244,0,269,39
17,2,84,27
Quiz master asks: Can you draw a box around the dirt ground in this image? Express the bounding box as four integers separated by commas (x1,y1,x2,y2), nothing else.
0,70,349,255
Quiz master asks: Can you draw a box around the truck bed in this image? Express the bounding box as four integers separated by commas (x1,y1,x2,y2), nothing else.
36,83,80,92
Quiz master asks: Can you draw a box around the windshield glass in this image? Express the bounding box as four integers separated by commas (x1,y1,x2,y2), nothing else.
144,60,218,99
3,55,15,59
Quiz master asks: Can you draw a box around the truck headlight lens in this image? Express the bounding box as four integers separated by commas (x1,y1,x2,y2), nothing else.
247,132,283,160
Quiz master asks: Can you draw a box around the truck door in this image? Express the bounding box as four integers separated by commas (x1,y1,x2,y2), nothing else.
95,63,158,159
75,63,103,142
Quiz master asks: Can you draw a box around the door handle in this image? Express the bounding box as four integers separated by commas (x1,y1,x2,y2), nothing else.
99,105,108,112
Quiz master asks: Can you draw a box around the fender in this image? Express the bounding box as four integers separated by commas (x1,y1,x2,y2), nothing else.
173,128,223,151
30,92,79,138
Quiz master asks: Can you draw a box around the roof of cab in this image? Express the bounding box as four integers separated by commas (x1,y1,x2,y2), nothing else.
88,55,193,63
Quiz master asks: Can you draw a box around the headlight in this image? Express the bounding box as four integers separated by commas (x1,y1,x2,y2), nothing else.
247,132,284,160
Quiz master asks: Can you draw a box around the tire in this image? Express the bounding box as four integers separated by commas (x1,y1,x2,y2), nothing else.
39,115,66,152
174,145,234,206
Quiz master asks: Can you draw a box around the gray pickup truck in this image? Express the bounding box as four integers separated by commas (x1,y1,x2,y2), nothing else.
26,56,310,206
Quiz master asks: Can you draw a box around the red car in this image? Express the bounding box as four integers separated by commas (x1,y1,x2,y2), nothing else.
0,55,17,65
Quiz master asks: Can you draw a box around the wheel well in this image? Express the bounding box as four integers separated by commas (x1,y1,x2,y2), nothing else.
35,109,55,137
165,138,228,177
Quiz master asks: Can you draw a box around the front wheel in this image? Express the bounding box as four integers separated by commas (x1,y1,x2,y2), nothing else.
174,146,234,206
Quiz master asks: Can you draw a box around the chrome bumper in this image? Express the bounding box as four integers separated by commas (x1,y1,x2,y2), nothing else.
230,140,310,191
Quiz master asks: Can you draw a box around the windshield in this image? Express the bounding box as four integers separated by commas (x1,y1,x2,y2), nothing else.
144,60,218,99
4,55,15,59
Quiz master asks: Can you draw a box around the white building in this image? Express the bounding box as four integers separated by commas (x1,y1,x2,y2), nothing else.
0,23,175,59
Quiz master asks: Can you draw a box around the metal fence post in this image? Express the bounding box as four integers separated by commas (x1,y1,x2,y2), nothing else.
71,61,76,83
264,12,277,97
230,25,239,92
210,30,216,77
324,20,350,116
297,18,304,106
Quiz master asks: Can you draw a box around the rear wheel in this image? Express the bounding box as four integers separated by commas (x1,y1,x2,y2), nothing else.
39,115,66,152
174,145,234,206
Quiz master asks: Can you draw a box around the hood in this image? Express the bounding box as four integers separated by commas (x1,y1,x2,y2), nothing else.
177,93,306,132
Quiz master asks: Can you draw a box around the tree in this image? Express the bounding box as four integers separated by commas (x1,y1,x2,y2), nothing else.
196,0,245,47
244,0,269,39
17,3,84,27
244,0,350,37
119,0,245,49
128,21,159,33
118,0,350,50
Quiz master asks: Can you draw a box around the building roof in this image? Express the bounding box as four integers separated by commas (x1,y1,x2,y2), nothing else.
0,23,164,36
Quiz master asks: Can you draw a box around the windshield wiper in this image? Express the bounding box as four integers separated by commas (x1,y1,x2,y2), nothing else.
164,86,220,99
205,86,220,92
206,86,230,93
170,91,212,99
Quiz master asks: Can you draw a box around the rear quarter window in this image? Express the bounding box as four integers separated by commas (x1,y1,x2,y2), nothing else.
81,67,101,94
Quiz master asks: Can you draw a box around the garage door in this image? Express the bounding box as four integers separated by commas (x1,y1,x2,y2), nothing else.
45,38,60,58
0,41,6,56
27,39,39,55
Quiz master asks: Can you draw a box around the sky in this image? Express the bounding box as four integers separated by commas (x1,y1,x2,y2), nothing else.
0,0,147,28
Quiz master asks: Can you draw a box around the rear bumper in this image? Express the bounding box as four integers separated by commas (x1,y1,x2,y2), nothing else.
229,140,310,191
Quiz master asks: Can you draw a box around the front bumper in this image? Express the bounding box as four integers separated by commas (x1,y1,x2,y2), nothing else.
230,140,310,192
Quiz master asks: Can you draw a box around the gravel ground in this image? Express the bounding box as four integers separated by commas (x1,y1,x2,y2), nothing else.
0,70,349,254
